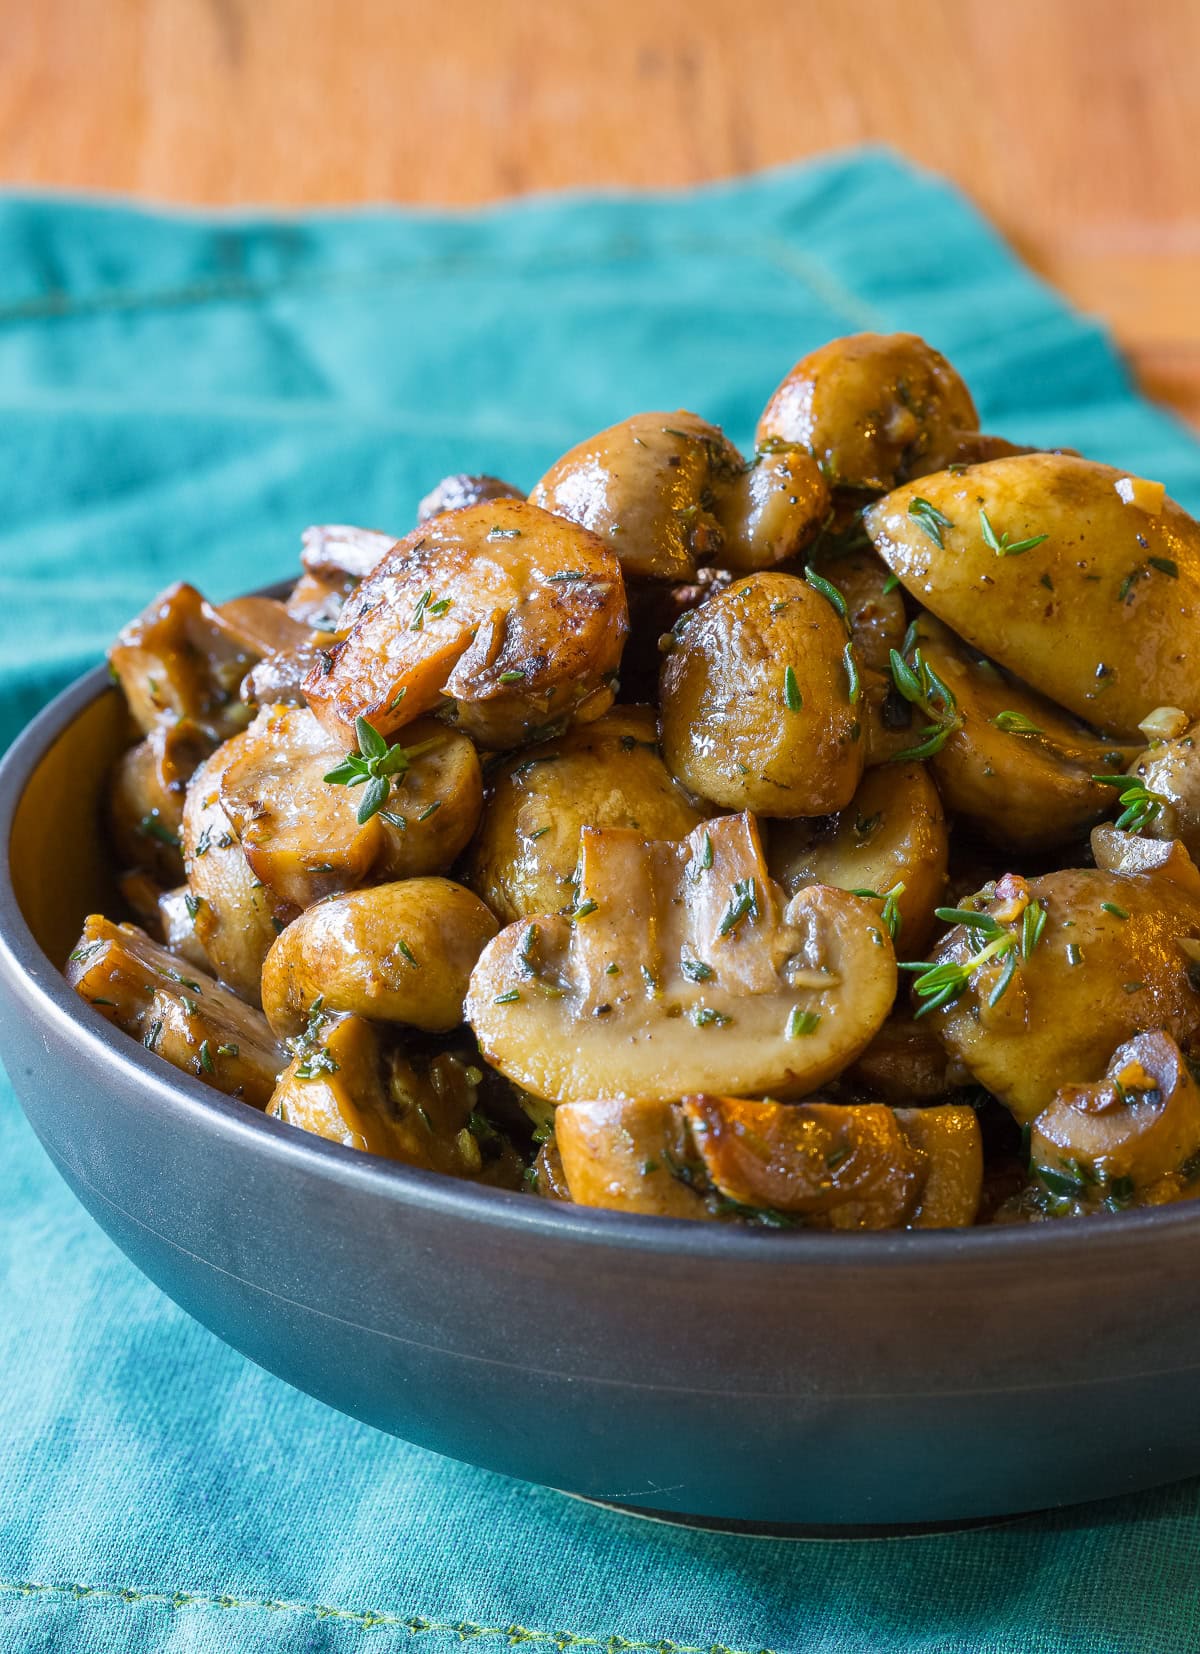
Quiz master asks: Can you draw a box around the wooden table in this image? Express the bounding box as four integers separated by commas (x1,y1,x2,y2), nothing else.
6,0,1198,424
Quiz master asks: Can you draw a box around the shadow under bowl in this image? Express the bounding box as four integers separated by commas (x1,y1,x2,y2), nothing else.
3,665,1200,1529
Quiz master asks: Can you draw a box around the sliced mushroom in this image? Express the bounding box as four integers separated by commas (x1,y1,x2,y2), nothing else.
182,743,296,1004
916,868,1200,1123
66,915,287,1105
108,718,215,883
466,706,708,923
864,454,1200,737
418,474,525,522
659,571,864,815
530,411,828,581
286,569,359,631
1030,1031,1200,1212
217,705,482,910
268,1011,521,1183
260,878,499,1040
304,499,628,750
907,613,1135,851
756,333,981,493
466,812,897,1103
768,761,947,952
554,1095,981,1228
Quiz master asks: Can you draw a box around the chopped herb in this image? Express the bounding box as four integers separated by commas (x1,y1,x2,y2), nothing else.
1149,556,1178,578
605,961,620,975
979,507,1048,557
803,565,849,625
528,824,551,840
198,1040,215,1075
1101,901,1129,920
416,801,442,822
183,893,203,921
693,830,714,875
1123,981,1144,994
681,957,714,983
992,710,1044,735
826,1143,851,1171
786,1007,821,1038
718,877,759,937
487,526,522,540
410,589,433,630
572,898,599,920
1040,572,1055,591
143,1019,163,1051
498,669,527,683
882,572,901,594
843,640,860,704
69,940,106,965
1035,1163,1087,1199
380,811,407,830
907,496,953,548
546,570,587,583
690,1006,731,1028
783,665,803,712
493,989,521,1005
180,996,199,1016
387,686,408,711
296,1046,339,1080
396,938,419,968
139,814,181,849
1066,943,1083,966
193,824,214,858
1091,773,1168,834
216,1043,239,1058
1022,900,1048,958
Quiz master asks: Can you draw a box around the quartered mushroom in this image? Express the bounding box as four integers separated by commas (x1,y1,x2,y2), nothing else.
217,704,482,909
260,877,499,1040
553,1094,982,1228
864,454,1200,737
181,742,297,1004
899,613,1135,851
768,761,948,953
66,916,287,1106
530,410,828,581
659,571,864,815
466,812,897,1103
913,868,1200,1124
1028,1031,1200,1215
267,1010,521,1183
467,705,708,923
304,498,628,750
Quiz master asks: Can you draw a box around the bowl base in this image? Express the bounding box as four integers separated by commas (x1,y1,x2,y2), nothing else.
564,1493,1029,1540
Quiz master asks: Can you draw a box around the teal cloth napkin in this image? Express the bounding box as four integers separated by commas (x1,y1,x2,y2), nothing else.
2,149,1200,1653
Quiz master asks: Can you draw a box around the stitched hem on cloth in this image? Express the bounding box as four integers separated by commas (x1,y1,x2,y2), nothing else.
0,1580,770,1651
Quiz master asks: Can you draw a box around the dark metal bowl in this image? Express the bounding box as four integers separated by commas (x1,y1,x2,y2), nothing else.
4,665,1200,1529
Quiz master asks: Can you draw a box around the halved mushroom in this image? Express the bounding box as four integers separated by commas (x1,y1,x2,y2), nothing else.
267,1010,521,1182
66,915,287,1105
1126,718,1200,859
260,878,499,1040
864,454,1200,737
915,868,1200,1123
109,582,265,740
554,1094,981,1228
1090,825,1200,895
1030,1031,1200,1213
418,474,525,522
530,411,828,581
768,761,947,952
756,333,982,493
304,499,628,751
467,706,708,923
217,704,482,910
659,571,864,815
157,884,212,970
108,718,215,884
904,613,1134,851
466,812,897,1103
181,743,296,1004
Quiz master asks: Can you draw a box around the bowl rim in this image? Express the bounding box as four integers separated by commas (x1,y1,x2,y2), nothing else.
5,657,1200,1270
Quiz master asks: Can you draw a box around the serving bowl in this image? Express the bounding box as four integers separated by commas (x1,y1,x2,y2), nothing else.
5,661,1200,1529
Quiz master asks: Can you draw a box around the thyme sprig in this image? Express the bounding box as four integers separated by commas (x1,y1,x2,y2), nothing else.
324,715,440,824
1091,773,1169,833
888,641,963,761
979,507,1048,558
907,497,953,549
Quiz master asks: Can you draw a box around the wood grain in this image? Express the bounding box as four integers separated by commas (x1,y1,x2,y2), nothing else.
2,0,1198,423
